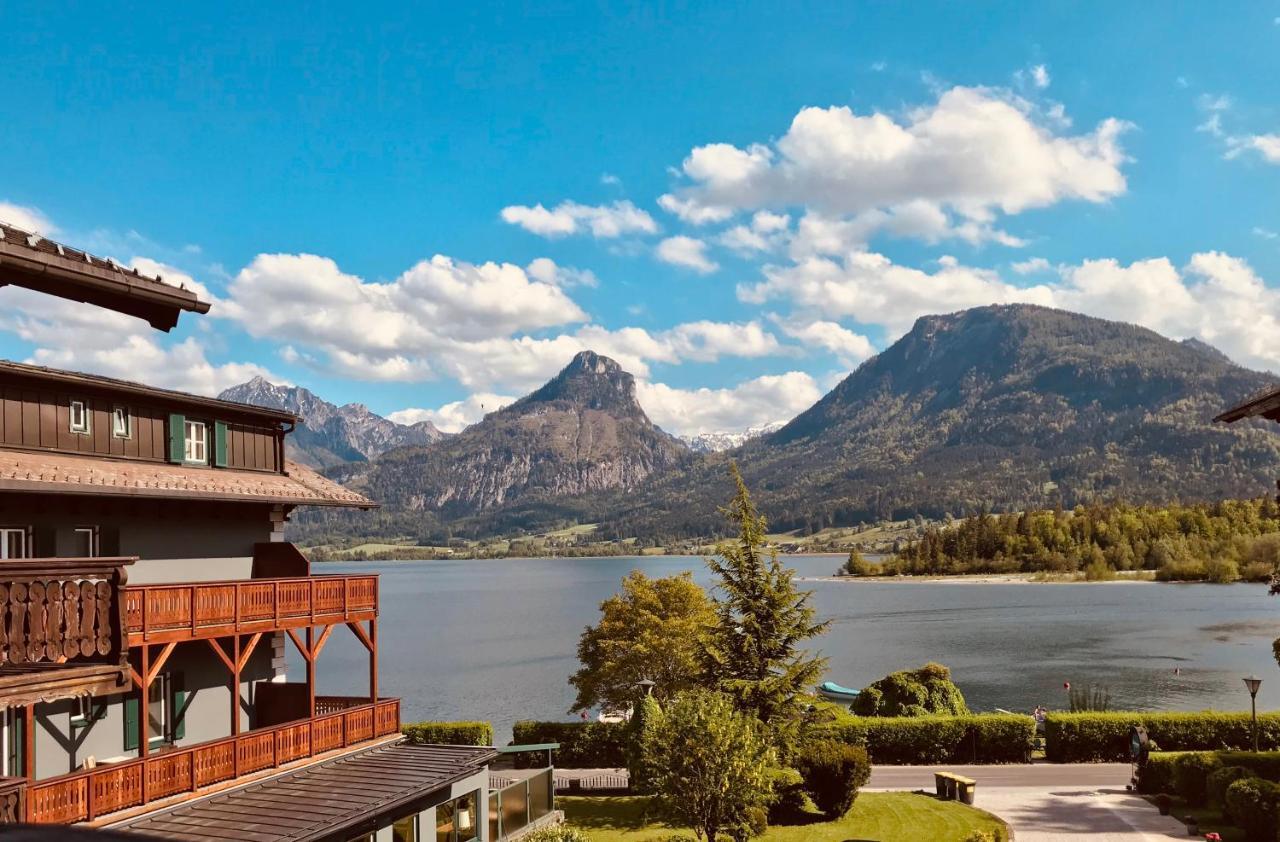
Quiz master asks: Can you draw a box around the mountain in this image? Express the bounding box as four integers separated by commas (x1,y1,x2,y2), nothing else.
218,376,446,468
335,351,691,519
682,422,785,454
588,304,1280,537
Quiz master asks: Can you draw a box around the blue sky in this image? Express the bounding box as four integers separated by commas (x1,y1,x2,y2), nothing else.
1,3,1278,435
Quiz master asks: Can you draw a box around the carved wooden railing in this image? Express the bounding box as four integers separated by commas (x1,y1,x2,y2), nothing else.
0,777,24,824
22,697,401,824
0,559,132,668
123,574,378,643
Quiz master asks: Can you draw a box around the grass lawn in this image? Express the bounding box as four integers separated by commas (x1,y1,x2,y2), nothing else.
561,793,1007,842
1155,798,1243,842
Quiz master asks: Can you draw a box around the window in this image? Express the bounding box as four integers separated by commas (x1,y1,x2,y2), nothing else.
184,420,207,463
1,708,20,776
148,674,169,744
71,695,105,729
69,399,90,434
0,528,27,560
436,792,478,842
73,527,99,558
112,406,131,438
391,815,418,842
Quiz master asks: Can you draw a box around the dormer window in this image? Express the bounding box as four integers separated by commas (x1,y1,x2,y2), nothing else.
184,421,207,464
112,406,132,438
69,400,90,434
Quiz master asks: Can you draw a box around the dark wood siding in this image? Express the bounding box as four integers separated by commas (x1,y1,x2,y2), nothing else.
0,377,284,472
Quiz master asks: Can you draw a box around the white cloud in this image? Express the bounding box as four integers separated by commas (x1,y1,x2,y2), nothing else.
775,318,876,367
500,200,658,238
719,211,793,254
525,257,599,288
635,372,823,437
0,201,57,235
656,193,735,225
0,285,272,395
1031,65,1051,89
389,392,517,434
1255,227,1278,240
663,86,1129,248
661,320,782,361
1227,133,1280,164
1011,257,1052,275
656,236,719,273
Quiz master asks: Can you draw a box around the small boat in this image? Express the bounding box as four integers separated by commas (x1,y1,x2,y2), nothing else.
817,681,860,703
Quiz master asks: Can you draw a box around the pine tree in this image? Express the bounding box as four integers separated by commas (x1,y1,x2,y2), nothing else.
702,465,830,734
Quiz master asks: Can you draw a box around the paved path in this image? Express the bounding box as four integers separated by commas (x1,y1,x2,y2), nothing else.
867,764,1187,840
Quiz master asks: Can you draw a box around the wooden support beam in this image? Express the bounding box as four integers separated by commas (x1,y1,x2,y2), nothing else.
285,628,311,662
306,626,315,719
236,632,263,672
346,620,374,653
139,643,150,765
232,635,242,740
23,704,34,780
311,623,336,661
206,638,234,673
145,640,178,685
369,618,377,703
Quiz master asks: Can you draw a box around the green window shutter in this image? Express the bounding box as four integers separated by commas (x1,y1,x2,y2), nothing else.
172,674,187,741
167,413,186,463
123,694,139,751
213,421,229,467
10,709,24,775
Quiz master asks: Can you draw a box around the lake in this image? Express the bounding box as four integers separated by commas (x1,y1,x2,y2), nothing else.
299,555,1280,743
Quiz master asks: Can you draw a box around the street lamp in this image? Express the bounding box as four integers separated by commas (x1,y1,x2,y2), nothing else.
1244,675,1263,752
635,679,656,697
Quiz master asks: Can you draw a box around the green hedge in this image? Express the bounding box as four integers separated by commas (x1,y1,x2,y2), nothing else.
402,720,493,746
1045,712,1280,762
827,714,1035,765
511,720,627,768
1138,751,1280,796
1226,776,1280,841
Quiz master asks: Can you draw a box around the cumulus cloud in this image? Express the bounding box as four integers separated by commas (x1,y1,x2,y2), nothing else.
1032,65,1051,89
1227,133,1280,164
1011,257,1052,275
774,318,876,367
388,392,517,433
500,200,657,238
0,201,57,235
635,372,823,437
663,86,1129,247
656,236,718,273
525,257,599,288
719,211,792,254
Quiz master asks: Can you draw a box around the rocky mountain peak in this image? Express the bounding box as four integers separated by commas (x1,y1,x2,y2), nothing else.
511,350,642,415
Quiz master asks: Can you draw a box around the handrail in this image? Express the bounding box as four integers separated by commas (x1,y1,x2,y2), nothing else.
123,573,379,642
23,697,401,824
0,777,25,824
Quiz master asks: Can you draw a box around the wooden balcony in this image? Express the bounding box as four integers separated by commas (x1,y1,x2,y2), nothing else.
123,574,379,644
21,697,401,825
0,558,132,708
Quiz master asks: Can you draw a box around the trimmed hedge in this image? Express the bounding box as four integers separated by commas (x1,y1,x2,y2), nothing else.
1172,752,1222,805
1045,712,1280,762
828,714,1035,765
1226,776,1280,841
1138,751,1280,796
402,720,493,746
1208,766,1254,816
511,720,627,768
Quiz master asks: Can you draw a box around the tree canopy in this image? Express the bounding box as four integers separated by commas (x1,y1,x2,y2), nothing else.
569,570,715,713
850,662,969,717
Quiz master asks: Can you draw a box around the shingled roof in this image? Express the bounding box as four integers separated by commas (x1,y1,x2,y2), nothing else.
0,221,210,331
0,450,375,508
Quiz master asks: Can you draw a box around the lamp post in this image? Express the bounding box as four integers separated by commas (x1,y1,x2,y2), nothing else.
635,679,656,697
1244,675,1263,752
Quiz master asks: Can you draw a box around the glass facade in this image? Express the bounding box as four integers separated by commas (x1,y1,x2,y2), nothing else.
436,791,479,842
392,813,418,842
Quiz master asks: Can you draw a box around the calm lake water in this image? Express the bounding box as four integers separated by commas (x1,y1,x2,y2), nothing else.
298,555,1280,743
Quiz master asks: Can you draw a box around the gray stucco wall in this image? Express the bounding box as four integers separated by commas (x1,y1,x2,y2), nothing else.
34,639,276,778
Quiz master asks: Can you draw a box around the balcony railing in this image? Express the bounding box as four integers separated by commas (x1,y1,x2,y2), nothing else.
21,697,401,824
0,558,131,670
123,574,378,643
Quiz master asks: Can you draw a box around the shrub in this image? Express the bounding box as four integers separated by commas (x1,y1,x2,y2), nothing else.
401,720,492,746
522,829,592,842
850,662,969,717
1136,753,1185,795
1140,751,1280,795
1044,712,1280,762
828,714,1034,765
1173,751,1223,805
1225,776,1280,841
511,720,627,768
1208,766,1254,817
794,739,871,820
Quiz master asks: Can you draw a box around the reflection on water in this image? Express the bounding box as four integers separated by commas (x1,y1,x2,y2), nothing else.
299,555,1280,742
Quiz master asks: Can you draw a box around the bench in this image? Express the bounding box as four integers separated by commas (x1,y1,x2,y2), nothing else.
933,771,977,804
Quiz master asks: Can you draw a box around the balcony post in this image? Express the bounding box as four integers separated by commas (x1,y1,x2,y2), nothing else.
369,618,377,703
23,704,34,780
232,635,241,737
306,626,315,719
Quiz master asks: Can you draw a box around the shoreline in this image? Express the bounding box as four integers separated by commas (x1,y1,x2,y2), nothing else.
801,572,1162,585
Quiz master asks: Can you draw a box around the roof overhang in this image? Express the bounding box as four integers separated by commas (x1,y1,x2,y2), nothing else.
0,662,131,708
0,225,210,332
1216,385,1280,423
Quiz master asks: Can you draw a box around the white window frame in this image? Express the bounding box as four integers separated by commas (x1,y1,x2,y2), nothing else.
112,405,132,439
69,399,91,435
73,526,99,558
148,673,170,747
184,420,207,464
0,708,18,776
0,528,28,560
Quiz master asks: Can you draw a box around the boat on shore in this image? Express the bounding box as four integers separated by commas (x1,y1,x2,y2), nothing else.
817,680,860,703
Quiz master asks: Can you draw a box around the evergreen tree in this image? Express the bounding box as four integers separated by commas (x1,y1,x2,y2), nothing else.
702,465,830,733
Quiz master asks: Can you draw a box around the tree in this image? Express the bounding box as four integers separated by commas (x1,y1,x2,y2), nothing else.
850,662,969,717
569,570,714,713
794,739,871,820
840,548,875,576
702,465,830,733
644,690,776,842
626,693,661,794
